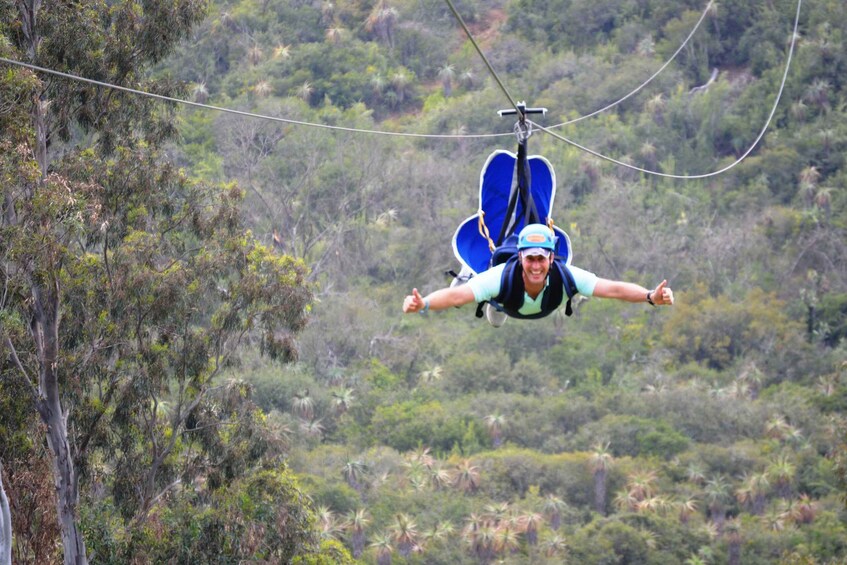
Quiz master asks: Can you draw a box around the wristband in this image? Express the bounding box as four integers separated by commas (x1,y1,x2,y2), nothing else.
646,292,655,306
421,298,430,313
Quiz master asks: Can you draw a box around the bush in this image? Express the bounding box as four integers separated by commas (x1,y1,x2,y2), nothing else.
369,399,485,454
570,414,689,459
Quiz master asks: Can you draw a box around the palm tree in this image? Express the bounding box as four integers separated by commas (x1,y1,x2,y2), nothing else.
345,508,370,558
342,459,366,492
725,518,742,565
814,186,833,216
370,532,393,565
295,81,313,104
437,64,455,97
365,1,398,47
589,442,613,515
762,506,788,531
316,505,342,540
484,414,507,447
459,68,476,89
645,93,666,122
407,446,435,469
738,362,763,399
331,388,355,415
686,463,707,486
614,488,638,512
483,502,510,524
787,494,817,525
253,80,271,98
390,70,411,104
767,455,796,499
247,45,263,66
541,534,568,558
390,513,419,558
803,78,831,112
494,527,521,555
420,520,454,549
636,495,670,515
639,141,657,168
429,465,452,490
418,365,443,385
626,469,658,502
300,418,324,438
518,511,543,545
370,73,386,97
704,476,731,531
736,472,769,515
541,494,568,530
675,494,699,525
789,99,808,121
798,165,821,208
453,459,481,493
463,523,496,563
636,35,655,56
272,43,291,59
191,82,209,103
325,26,345,44
291,390,314,420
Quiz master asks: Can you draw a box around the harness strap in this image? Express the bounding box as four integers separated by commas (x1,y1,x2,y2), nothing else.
477,211,496,253
476,256,577,321
495,140,541,247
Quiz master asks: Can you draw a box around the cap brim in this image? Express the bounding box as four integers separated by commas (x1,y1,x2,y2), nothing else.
520,247,551,257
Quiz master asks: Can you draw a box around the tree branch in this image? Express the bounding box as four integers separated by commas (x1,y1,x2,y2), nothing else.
4,336,39,403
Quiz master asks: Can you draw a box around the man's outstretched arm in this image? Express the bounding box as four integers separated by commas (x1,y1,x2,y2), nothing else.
403,286,476,313
592,279,674,306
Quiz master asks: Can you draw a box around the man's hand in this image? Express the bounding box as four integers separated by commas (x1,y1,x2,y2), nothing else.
403,288,426,313
651,280,674,306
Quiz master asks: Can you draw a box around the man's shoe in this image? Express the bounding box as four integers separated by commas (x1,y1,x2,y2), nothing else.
484,303,508,328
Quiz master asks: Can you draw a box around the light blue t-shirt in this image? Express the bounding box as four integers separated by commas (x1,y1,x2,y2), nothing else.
467,262,598,317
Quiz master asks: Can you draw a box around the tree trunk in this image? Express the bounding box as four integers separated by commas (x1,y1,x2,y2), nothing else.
21,0,89,555
0,462,12,565
728,540,741,565
33,283,89,565
41,402,87,565
594,470,607,515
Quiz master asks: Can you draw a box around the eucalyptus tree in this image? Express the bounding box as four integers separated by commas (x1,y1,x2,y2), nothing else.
1,1,314,562
0,462,10,565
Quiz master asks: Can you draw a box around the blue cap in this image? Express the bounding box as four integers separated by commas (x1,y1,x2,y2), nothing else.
517,223,556,251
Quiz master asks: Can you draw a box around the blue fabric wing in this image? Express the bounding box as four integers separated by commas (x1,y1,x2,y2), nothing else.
452,150,571,276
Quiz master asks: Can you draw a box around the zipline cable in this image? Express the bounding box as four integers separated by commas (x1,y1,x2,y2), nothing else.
446,0,801,179
534,0,802,180
0,56,511,139
442,0,521,115
0,0,714,142
549,0,713,129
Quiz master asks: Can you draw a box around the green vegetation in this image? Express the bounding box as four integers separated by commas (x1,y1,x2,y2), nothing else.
2,0,847,563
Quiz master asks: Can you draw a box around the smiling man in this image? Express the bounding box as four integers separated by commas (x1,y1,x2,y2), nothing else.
402,224,674,327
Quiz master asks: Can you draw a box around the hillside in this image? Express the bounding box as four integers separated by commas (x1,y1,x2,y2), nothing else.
2,0,847,562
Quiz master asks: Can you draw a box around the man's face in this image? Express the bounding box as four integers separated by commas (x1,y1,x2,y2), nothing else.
520,250,551,286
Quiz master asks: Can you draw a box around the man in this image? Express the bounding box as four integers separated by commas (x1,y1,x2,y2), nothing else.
402,223,673,326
